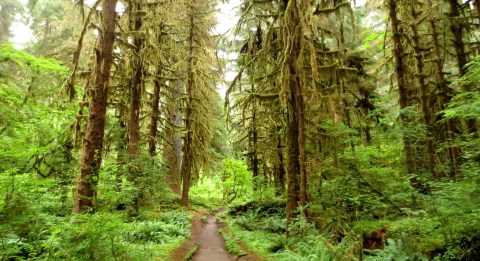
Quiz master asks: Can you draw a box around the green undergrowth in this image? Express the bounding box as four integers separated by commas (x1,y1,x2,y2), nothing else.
224,193,480,260
221,199,286,259
0,169,192,260
223,198,436,260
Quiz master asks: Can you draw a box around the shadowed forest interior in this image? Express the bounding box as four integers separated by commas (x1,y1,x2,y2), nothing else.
1,0,480,260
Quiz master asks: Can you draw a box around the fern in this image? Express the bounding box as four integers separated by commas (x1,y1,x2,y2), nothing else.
365,233,428,261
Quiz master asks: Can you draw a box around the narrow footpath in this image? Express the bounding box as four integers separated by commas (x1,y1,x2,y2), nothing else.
170,209,263,261
192,210,232,261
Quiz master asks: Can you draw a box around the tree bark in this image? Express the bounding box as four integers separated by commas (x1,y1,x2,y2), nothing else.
250,84,259,182
388,0,421,187
282,0,307,220
163,79,184,193
275,130,286,195
447,0,477,134
73,0,117,213
149,78,161,156
409,7,436,177
428,9,461,176
149,25,164,156
127,1,143,156
447,0,469,79
181,6,195,206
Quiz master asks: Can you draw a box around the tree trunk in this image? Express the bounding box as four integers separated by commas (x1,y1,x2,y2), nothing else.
127,2,143,156
249,84,259,180
388,0,421,187
447,0,468,79
297,74,308,208
275,131,286,195
409,7,436,177
181,7,195,206
428,9,460,176
447,0,477,134
73,0,117,213
285,76,301,219
149,78,161,156
149,27,164,156
282,0,307,220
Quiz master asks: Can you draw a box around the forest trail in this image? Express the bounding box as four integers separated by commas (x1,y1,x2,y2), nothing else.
191,209,231,261
170,209,263,261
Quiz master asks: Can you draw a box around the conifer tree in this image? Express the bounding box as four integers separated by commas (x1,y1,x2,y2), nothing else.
180,0,221,205
73,0,118,213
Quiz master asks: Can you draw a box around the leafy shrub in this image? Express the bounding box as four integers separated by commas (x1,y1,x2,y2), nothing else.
190,177,223,208
218,158,253,204
0,170,63,259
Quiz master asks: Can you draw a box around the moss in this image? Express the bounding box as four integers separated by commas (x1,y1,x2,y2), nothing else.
352,219,390,234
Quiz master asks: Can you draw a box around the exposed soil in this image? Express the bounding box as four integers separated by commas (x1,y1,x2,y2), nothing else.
170,209,263,261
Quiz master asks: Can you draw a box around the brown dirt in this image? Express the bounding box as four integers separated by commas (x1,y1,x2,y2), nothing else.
170,209,264,261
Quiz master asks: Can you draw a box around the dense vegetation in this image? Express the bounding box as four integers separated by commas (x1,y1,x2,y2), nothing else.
1,0,479,260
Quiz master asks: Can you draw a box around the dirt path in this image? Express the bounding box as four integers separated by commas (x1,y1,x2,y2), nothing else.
170,210,232,260
191,210,232,261
170,209,263,261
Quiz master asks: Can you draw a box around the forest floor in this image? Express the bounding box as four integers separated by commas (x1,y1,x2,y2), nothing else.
170,209,263,261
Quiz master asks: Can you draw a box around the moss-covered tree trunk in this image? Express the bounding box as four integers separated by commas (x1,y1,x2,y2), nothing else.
387,0,420,186
164,80,183,193
281,0,308,220
428,12,460,176
149,78,161,156
447,0,477,135
409,8,436,177
149,25,164,156
127,0,143,156
73,0,117,213
248,84,259,180
275,130,286,195
181,7,195,206
447,0,468,79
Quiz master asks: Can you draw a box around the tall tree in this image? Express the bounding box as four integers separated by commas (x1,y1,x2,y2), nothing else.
280,0,307,219
387,0,420,185
127,0,144,156
180,0,220,205
427,0,460,176
73,0,117,213
405,0,436,177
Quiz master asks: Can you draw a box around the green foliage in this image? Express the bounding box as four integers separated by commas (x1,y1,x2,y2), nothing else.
275,236,335,261
219,158,252,203
0,161,190,260
223,200,287,257
46,211,189,261
190,178,223,208
0,170,64,259
442,92,480,121
221,228,247,256
125,211,190,244
315,144,415,225
461,55,480,85
108,152,168,208
0,44,75,187
365,233,428,261
0,167,190,260
0,43,68,75
362,29,386,49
